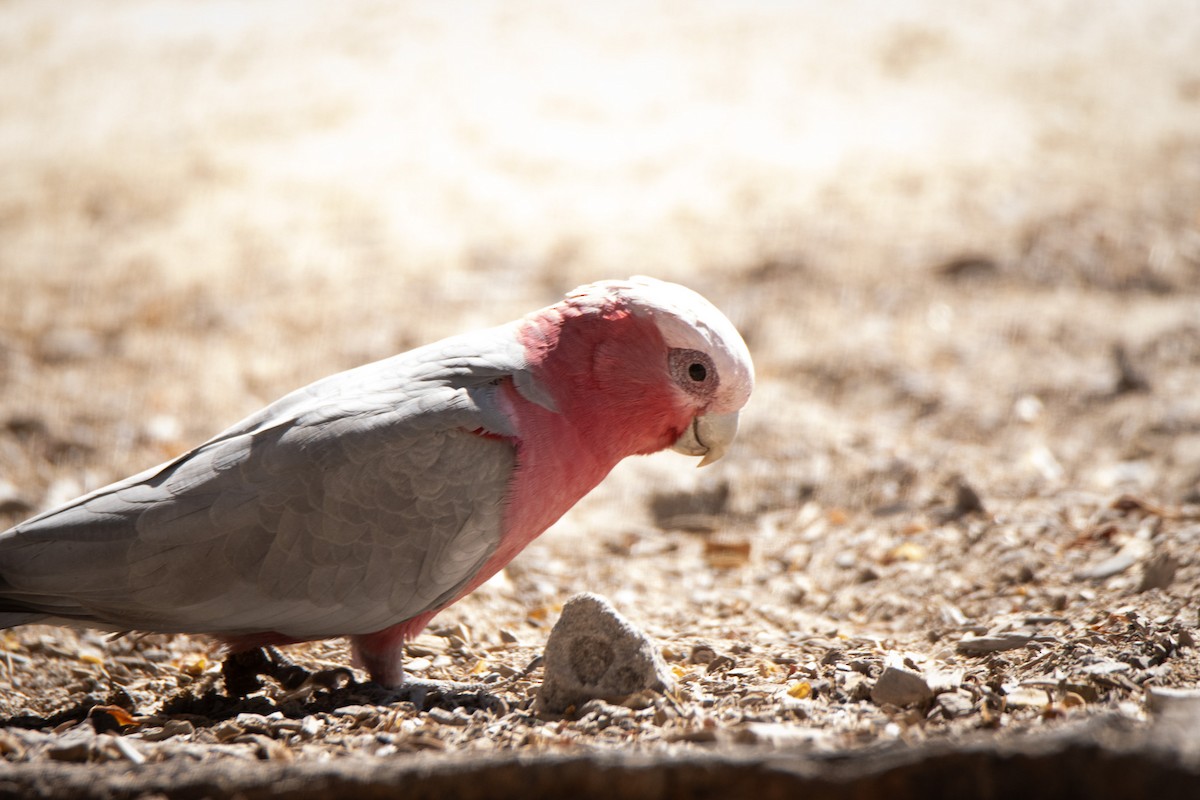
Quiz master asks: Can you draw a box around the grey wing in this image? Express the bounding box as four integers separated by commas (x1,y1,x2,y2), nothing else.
0,332,525,638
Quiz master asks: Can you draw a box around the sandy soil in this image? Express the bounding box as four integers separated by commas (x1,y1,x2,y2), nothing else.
1,0,1199,777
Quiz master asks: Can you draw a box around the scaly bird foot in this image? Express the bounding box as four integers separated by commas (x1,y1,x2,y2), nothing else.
221,646,354,698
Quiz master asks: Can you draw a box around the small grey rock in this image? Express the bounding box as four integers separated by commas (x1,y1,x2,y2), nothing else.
936,690,975,719
156,719,196,741
1139,552,1179,592
211,719,245,743
234,713,271,735
870,666,933,707
45,725,96,763
956,632,1035,655
1075,551,1139,581
1147,686,1200,718
110,736,146,765
537,593,673,714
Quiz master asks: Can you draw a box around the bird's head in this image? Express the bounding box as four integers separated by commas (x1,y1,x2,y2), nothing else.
517,276,754,466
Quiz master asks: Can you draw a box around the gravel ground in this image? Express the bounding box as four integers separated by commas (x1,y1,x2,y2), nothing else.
1,0,1199,790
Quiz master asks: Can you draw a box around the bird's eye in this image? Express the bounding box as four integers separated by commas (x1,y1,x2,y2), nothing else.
669,348,717,396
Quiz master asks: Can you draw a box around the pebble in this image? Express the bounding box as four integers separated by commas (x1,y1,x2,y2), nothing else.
162,719,196,739
956,633,1035,655
333,705,379,722
870,666,933,707
404,657,432,673
138,719,196,742
1146,686,1200,716
405,635,447,657
1082,660,1131,676
1075,551,1139,581
537,593,674,714
111,737,146,765
1076,538,1151,581
427,707,471,727
936,691,974,719
838,672,873,702
212,720,245,743
1138,553,1179,592
1004,687,1050,709
45,725,95,763
234,713,271,735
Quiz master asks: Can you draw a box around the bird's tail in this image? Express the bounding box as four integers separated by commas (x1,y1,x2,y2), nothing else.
0,591,50,628
0,612,47,628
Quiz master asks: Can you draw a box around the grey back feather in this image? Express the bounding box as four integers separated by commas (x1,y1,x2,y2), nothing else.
0,325,530,638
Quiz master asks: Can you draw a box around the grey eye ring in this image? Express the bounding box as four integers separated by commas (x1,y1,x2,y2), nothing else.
669,348,717,396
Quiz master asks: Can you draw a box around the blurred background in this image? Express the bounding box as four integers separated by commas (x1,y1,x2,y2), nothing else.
1,0,1199,551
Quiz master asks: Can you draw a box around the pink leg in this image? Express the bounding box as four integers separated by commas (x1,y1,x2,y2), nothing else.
352,613,434,687
352,631,407,687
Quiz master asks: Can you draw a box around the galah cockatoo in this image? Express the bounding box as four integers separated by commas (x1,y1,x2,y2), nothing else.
0,277,753,690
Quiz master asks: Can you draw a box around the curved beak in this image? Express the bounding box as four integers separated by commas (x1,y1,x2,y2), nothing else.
671,411,740,467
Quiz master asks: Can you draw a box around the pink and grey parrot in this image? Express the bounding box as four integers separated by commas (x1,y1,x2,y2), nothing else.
0,277,753,689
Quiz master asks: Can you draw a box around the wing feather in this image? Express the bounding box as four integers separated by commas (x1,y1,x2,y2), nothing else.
0,326,527,638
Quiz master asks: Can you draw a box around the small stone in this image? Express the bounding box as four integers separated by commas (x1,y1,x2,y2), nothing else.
300,716,323,739
870,666,933,707
937,255,998,282
1139,553,1179,592
688,643,719,665
936,690,974,719
406,634,448,657
935,476,986,522
45,726,95,763
234,713,271,735
838,672,873,702
160,719,195,740
1111,343,1150,395
212,719,244,742
1076,538,1151,581
111,736,146,765
1082,660,1131,675
537,593,674,714
648,482,729,531
1077,551,1139,580
1146,686,1200,716
332,705,379,723
956,633,1035,655
404,657,432,673
427,707,470,726
1005,687,1050,709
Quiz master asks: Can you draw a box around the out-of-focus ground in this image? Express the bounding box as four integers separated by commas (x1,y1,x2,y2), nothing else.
2,0,1200,784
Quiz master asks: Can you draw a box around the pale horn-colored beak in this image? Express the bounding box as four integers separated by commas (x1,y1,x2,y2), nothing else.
671,411,740,467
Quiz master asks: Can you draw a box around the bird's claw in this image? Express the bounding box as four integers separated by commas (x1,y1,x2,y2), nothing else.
221,647,354,698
